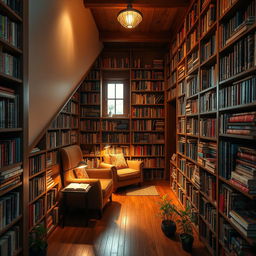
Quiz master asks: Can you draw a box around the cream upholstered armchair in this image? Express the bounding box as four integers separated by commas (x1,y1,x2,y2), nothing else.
60,145,113,216
100,153,143,192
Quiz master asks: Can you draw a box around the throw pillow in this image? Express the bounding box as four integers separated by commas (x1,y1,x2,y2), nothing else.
103,154,112,164
110,153,128,169
74,167,89,179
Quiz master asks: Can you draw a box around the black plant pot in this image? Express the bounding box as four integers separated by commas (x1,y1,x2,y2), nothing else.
161,220,176,237
30,246,47,256
180,233,194,252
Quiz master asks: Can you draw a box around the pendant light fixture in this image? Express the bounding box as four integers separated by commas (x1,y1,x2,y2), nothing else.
117,3,143,29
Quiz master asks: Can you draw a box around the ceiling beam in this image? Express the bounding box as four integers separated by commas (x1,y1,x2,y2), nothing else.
84,0,189,8
100,31,170,43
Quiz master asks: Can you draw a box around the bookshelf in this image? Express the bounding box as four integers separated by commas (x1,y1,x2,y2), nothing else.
0,0,28,255
168,0,256,255
78,48,166,180
28,92,80,239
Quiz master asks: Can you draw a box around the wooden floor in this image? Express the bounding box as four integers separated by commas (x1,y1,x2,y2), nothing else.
47,182,208,256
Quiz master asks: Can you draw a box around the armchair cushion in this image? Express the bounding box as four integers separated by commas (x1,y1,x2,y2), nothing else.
74,168,89,179
110,153,128,169
86,168,113,179
117,168,140,181
100,179,113,197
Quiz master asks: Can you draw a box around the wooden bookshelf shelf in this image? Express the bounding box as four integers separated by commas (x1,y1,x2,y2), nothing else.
0,1,22,21
0,215,22,237
0,128,23,133
0,72,22,83
0,37,22,54
29,169,46,179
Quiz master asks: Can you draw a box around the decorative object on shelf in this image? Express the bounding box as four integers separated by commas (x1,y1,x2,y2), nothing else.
176,206,194,252
29,224,48,256
158,194,177,237
117,3,143,29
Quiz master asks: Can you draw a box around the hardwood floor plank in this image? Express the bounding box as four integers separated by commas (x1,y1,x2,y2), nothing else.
47,182,208,256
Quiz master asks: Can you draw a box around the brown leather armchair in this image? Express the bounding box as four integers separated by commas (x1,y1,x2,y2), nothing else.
100,159,143,192
60,145,113,216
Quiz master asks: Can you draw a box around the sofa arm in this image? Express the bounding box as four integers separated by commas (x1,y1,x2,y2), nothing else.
100,162,116,170
86,168,112,179
127,160,143,171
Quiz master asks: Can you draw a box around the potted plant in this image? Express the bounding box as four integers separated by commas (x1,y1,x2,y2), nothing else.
176,206,194,252
29,224,48,256
158,194,177,237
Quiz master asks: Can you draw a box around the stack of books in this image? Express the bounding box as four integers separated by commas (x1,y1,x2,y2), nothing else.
46,170,55,189
152,59,164,69
221,112,256,137
0,165,23,191
230,210,256,238
230,146,256,194
198,142,217,173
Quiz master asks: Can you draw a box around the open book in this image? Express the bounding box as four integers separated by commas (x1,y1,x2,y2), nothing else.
64,183,90,192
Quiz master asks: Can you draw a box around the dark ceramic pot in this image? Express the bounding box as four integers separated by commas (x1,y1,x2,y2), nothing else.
161,220,176,237
29,246,47,256
180,233,194,252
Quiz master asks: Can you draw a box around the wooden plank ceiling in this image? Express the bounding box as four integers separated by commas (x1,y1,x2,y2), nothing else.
84,0,190,43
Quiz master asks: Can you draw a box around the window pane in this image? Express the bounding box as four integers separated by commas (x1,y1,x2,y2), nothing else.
108,100,115,115
108,84,115,98
116,100,123,114
116,84,123,99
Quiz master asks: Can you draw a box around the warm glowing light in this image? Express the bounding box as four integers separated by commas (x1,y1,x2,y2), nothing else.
117,4,142,29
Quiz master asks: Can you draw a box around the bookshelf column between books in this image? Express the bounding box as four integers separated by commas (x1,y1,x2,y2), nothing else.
167,0,256,255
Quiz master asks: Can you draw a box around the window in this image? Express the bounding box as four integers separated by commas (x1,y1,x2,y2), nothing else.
107,83,124,115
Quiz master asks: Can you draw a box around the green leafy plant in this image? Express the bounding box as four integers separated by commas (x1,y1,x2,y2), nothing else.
176,205,194,235
29,224,48,253
158,194,177,221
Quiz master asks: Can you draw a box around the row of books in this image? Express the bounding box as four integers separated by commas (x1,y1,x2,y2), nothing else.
186,98,198,115
220,112,256,136
200,197,217,232
80,133,100,144
186,182,199,209
178,80,185,96
176,43,185,63
219,0,255,47
178,136,186,155
132,59,164,69
200,171,216,202
47,188,57,210
103,119,129,131
219,32,256,81
80,106,100,117
187,50,199,72
219,76,256,109
200,89,217,113
133,132,164,144
80,81,100,91
101,57,129,68
201,64,217,90
102,133,130,143
199,219,216,253
29,198,44,228
29,154,45,176
0,138,21,168
0,226,20,256
46,169,55,189
0,14,20,48
167,87,176,101
80,120,100,131
187,117,198,135
0,86,18,128
178,117,185,133
186,74,198,97
83,157,100,168
0,165,22,191
131,81,164,91
186,138,198,161
198,142,217,173
46,131,71,149
131,70,164,80
219,0,238,16
177,172,186,189
200,118,216,138
29,175,45,201
186,1,198,32
131,107,164,118
178,156,186,172
186,27,199,53
200,4,216,36
47,207,59,234
86,70,100,80
49,114,78,129
201,34,216,62
46,151,58,167
0,51,20,78
131,93,164,104
178,97,185,115
132,119,164,131
132,157,165,168
80,93,100,104
131,145,164,156
62,101,79,115
0,191,20,229
177,64,185,80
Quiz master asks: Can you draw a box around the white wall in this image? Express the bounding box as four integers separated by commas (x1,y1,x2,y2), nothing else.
29,0,102,146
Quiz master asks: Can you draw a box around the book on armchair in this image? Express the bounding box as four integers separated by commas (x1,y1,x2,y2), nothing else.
63,183,90,192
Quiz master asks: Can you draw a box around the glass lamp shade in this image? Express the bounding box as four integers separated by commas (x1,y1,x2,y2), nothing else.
117,6,142,29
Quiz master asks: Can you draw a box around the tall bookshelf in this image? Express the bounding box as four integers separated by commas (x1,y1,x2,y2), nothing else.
0,0,28,255
167,0,256,255
28,91,80,238
79,47,166,180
